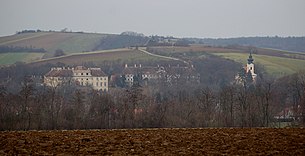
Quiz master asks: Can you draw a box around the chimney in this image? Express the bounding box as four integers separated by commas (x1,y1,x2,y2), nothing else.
125,64,128,68
134,64,137,68
139,64,142,68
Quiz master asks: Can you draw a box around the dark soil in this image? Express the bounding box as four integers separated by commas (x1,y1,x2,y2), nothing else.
1,128,305,155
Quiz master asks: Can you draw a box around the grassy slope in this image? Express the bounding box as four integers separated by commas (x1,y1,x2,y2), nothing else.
1,32,304,77
29,49,168,66
0,53,44,65
213,53,305,77
53,33,104,53
0,32,105,53
149,45,305,77
0,32,51,45
0,32,107,65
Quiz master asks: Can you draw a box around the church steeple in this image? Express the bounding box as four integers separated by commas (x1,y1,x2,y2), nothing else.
247,52,254,64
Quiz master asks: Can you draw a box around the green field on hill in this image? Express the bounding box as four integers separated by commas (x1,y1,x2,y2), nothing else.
28,49,169,66
0,32,106,55
0,52,44,65
1,32,305,77
213,53,305,77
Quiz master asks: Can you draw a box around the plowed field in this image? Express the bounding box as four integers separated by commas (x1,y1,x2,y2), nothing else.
1,128,304,155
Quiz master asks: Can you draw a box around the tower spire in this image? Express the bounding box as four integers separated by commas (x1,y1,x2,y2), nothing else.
247,52,254,64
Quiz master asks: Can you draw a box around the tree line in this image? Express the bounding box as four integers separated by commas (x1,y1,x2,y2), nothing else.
190,36,305,53
0,46,46,53
0,70,304,130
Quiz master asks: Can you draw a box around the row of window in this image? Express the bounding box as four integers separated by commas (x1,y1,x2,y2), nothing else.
80,82,107,87
73,73,91,76
76,77,107,81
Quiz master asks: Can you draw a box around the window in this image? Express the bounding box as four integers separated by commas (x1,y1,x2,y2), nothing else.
100,78,103,80
96,82,98,86
100,82,103,86
81,73,83,75
86,73,89,75
86,78,88,81
104,77,107,80
81,82,83,85
96,78,99,81
104,82,107,86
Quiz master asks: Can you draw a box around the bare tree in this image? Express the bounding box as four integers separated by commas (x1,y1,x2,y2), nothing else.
219,86,236,127
196,87,216,127
19,77,35,130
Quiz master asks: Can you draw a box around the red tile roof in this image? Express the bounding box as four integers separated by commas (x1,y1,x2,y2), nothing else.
91,69,107,77
45,69,72,77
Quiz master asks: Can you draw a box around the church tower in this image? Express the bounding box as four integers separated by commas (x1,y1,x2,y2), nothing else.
246,53,257,81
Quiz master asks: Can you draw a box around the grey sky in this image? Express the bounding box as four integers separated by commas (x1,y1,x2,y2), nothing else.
1,0,305,38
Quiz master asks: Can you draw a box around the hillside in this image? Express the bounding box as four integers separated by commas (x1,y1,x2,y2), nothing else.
147,45,305,77
0,31,149,64
1,32,305,77
28,48,170,67
0,32,106,57
188,36,305,53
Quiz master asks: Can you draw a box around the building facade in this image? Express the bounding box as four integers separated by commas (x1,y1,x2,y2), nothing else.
44,66,108,91
122,64,200,87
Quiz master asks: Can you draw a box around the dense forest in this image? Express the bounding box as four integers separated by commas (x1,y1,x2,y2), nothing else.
0,46,46,53
188,36,305,52
92,34,149,51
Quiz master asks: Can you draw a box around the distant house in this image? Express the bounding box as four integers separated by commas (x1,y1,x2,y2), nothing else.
122,64,165,86
163,65,200,85
121,64,199,87
44,66,108,91
274,106,302,122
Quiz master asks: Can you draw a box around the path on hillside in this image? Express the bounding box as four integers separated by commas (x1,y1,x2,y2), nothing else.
0,33,53,46
28,48,131,65
139,48,190,65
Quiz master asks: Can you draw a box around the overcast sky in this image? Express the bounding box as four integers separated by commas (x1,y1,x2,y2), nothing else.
1,0,305,38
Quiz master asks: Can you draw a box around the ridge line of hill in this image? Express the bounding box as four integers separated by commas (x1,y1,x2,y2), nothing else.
0,32,53,46
29,48,131,63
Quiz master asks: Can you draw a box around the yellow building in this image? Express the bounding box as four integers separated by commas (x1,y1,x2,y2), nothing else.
44,66,108,91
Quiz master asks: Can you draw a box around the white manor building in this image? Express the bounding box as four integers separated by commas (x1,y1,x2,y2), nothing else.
44,66,108,91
